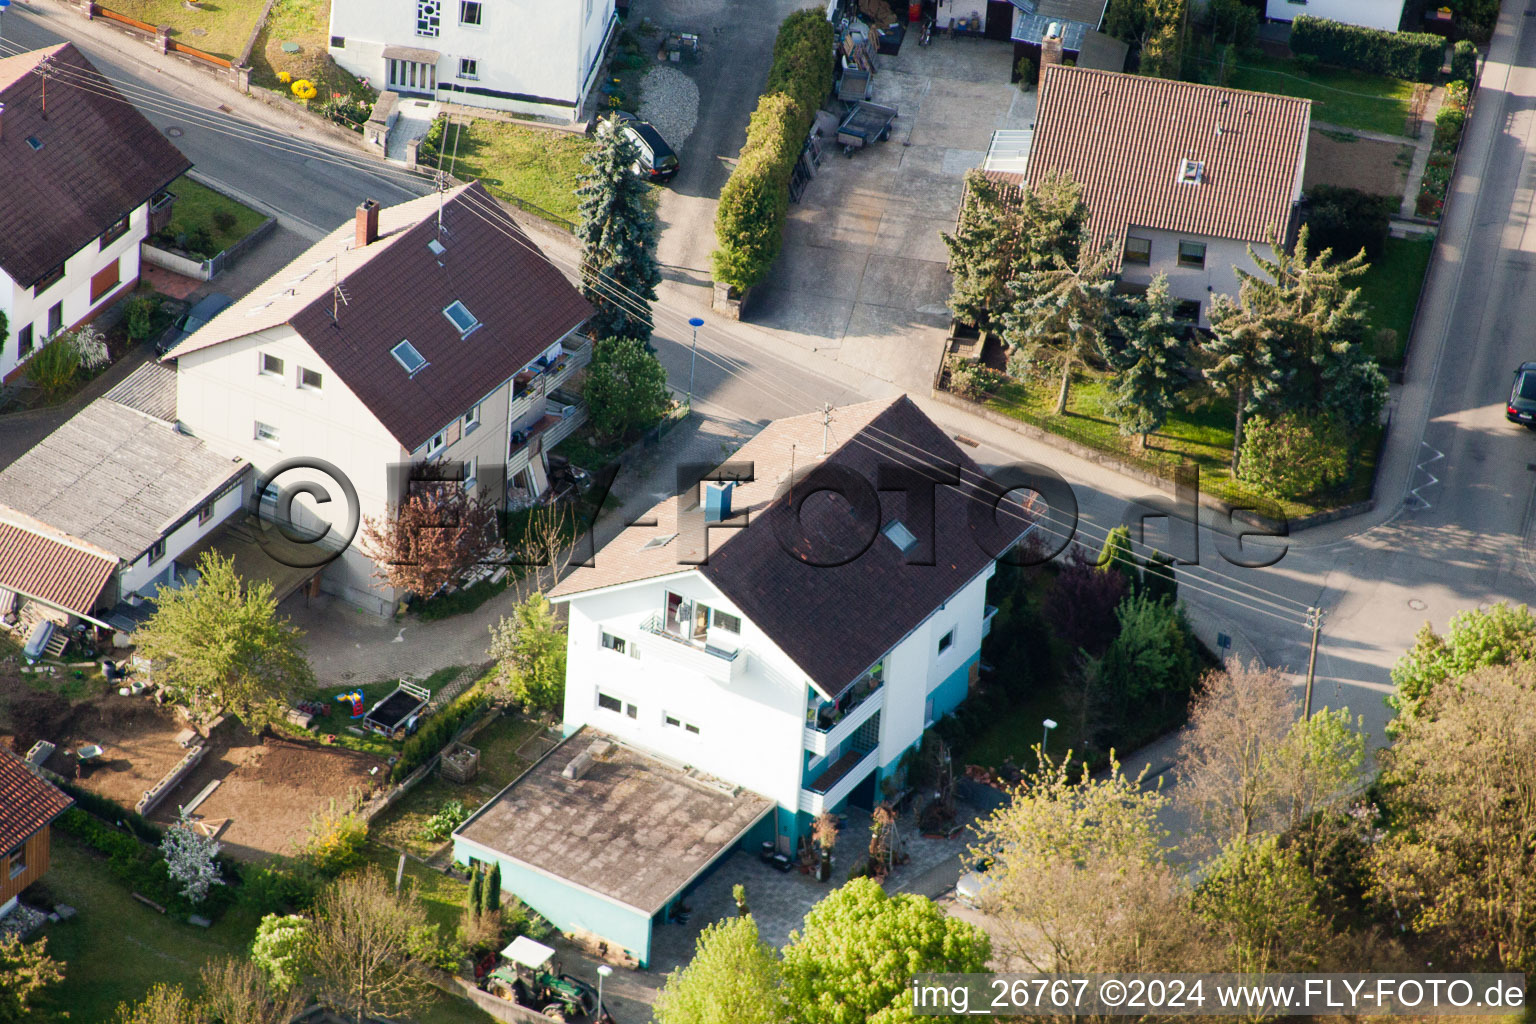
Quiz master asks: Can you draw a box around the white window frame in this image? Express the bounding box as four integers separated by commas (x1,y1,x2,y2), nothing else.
7,844,25,879
663,712,701,736
197,501,215,526
938,629,955,655
443,300,481,335
148,538,166,565
464,402,481,434
298,366,323,391
463,455,478,489
255,420,281,447
425,431,447,457
260,352,285,378
392,339,428,375
460,0,483,23
457,58,479,81
596,689,623,714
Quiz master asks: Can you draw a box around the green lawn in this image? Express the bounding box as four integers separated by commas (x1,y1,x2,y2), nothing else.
154,175,268,258
1360,236,1435,366
104,0,267,60
983,374,1379,520
1228,54,1416,137
439,120,595,227
369,712,542,859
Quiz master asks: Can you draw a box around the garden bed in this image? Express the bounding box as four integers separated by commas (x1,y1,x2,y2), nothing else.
249,0,373,112
152,175,268,260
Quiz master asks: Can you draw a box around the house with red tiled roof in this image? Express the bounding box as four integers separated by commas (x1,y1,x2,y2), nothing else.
998,64,1311,327
0,744,73,920
167,183,594,617
0,43,190,382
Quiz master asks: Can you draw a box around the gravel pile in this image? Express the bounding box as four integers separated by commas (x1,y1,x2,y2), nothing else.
638,65,700,151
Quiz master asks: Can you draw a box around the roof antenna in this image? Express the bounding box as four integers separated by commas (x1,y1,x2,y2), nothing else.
32,56,55,120
789,443,797,506
331,261,349,323
821,402,833,456
435,170,450,235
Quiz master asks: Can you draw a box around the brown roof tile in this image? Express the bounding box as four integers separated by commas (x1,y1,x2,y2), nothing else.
1026,65,1310,262
169,182,593,453
0,744,73,851
553,397,1035,693
0,44,191,287
0,513,118,617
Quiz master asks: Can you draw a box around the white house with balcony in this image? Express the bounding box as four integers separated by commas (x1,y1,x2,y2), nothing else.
0,43,188,382
451,396,1031,966
165,183,594,617
328,0,619,121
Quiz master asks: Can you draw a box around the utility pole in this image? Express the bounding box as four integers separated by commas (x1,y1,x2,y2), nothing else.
1302,606,1323,718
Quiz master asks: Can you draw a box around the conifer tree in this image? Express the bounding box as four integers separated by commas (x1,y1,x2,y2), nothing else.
1103,274,1190,447
576,116,662,345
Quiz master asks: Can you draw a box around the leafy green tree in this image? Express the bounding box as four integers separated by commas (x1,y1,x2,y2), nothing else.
1143,549,1177,604
250,913,311,993
488,592,568,715
1099,593,1194,716
1372,665,1536,971
585,336,671,442
200,956,304,1024
1106,0,1187,77
1103,275,1189,446
577,115,662,344
132,550,315,726
1237,412,1351,499
1388,602,1536,730
114,984,198,1024
655,916,785,1024
969,753,1213,974
1003,241,1118,415
308,870,432,1022
1096,525,1141,594
0,934,63,1024
1195,836,1330,973
782,877,989,1024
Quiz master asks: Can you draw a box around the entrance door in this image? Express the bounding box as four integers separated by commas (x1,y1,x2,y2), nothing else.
387,58,437,94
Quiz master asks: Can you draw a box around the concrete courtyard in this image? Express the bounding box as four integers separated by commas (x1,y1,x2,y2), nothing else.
752,36,1034,393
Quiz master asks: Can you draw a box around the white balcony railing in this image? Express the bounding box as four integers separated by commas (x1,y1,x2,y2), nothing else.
982,604,999,639
803,686,884,757
798,745,880,815
638,613,744,685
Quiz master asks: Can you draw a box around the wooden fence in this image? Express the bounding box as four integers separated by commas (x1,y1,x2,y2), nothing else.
94,6,234,70
169,39,232,68
96,7,155,32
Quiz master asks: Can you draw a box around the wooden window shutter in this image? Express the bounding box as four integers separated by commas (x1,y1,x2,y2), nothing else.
446,420,462,446
90,259,120,302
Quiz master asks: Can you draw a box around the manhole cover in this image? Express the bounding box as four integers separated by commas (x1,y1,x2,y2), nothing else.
1408,598,1427,610
281,41,301,53
165,126,184,137
191,27,207,36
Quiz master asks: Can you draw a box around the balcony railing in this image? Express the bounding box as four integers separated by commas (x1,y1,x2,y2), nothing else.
798,745,879,815
638,612,744,684
982,604,999,638
804,685,883,757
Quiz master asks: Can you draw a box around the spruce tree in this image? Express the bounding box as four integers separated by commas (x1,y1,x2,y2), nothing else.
576,116,662,346
467,866,483,918
484,863,502,915
1002,240,1118,415
1205,293,1283,474
1103,274,1189,448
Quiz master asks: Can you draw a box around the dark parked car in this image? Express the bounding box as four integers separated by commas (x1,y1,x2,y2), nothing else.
610,112,679,183
1508,362,1536,427
157,293,232,356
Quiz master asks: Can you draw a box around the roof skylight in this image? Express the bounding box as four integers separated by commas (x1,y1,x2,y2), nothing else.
1177,158,1204,184
443,300,480,337
883,520,917,553
24,136,41,151
427,238,446,256
392,339,428,375
640,533,678,550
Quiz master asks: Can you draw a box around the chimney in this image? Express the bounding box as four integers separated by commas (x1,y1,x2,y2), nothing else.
1040,23,1064,79
355,198,380,248
704,481,734,524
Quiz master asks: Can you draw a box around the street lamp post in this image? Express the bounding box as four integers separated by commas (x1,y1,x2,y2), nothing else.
1041,718,1057,755
686,317,704,410
597,964,613,1022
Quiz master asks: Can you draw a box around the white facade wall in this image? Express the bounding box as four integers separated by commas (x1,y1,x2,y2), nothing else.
328,0,617,120
560,563,995,816
1265,0,1403,32
117,480,248,597
1118,229,1266,328
0,201,146,381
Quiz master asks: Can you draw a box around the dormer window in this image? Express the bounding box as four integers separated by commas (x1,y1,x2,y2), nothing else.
443,300,481,337
392,339,427,375
1178,159,1204,184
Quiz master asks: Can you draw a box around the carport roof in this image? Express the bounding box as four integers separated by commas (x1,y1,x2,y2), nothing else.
456,728,775,915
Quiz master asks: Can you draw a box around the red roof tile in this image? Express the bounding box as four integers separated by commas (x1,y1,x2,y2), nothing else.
1027,65,1310,261
0,516,118,617
0,744,73,851
0,44,191,288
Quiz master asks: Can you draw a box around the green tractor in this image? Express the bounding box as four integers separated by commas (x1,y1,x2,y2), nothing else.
486,937,600,1022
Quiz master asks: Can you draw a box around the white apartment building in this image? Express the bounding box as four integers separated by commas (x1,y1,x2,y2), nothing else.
166,183,594,617
328,0,619,121
0,43,188,382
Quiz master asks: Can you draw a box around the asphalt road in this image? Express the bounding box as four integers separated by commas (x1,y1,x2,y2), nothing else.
0,2,431,237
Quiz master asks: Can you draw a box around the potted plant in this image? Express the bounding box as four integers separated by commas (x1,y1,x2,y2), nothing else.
813,812,839,882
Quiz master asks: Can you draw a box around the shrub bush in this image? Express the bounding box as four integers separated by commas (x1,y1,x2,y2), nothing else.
1238,412,1351,499
56,781,164,843
1433,105,1466,150
1301,186,1392,261
1289,15,1443,83
390,687,492,782
710,8,833,291
124,295,161,341
1451,40,1478,85
57,807,235,918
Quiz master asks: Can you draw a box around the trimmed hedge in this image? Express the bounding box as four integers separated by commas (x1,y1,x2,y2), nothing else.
1451,40,1477,86
711,8,834,291
389,686,492,782
1290,15,1443,83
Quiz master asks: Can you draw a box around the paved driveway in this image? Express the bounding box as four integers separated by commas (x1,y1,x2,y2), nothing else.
754,38,1031,393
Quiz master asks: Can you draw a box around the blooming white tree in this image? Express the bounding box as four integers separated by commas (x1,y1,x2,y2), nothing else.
160,809,221,904
67,325,110,370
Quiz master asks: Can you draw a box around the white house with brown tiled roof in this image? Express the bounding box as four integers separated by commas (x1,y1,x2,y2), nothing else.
1021,65,1311,326
1264,0,1404,33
